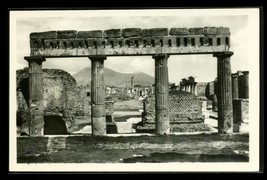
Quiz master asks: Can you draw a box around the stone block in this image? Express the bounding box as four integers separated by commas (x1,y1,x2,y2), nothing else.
142,37,153,46
87,38,105,47
202,37,210,46
162,36,177,47
57,30,77,39
169,28,189,35
142,28,168,37
77,30,103,38
189,28,203,35
217,27,230,35
103,29,121,38
30,31,57,39
122,28,142,37
30,40,38,49
203,27,218,35
106,38,125,47
125,37,143,47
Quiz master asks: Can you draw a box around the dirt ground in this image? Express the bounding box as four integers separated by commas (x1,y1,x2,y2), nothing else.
113,99,143,111
17,133,249,163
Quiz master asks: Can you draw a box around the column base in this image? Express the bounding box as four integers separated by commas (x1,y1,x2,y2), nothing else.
156,109,170,135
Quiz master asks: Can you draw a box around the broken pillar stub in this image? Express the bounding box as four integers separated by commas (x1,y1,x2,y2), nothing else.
203,27,218,35
189,28,203,35
57,30,77,39
169,28,189,35
30,31,57,40
217,27,230,35
103,29,121,38
77,30,103,38
122,28,142,37
142,28,168,37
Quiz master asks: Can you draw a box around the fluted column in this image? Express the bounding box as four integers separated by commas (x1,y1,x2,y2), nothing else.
212,94,218,112
153,54,170,135
187,85,191,93
193,82,198,96
231,73,239,100
190,84,193,94
214,52,234,134
89,55,106,136
240,71,249,99
24,56,46,136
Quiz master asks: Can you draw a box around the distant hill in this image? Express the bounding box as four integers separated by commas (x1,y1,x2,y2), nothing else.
73,67,154,87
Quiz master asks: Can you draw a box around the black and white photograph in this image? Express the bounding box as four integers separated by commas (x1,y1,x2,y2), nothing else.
9,8,260,172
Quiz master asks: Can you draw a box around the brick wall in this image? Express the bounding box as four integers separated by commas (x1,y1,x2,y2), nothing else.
143,91,204,124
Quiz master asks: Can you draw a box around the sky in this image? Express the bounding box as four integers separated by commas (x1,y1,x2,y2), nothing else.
13,10,249,84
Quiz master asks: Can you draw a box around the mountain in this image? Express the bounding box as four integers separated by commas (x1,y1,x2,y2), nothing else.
72,67,154,87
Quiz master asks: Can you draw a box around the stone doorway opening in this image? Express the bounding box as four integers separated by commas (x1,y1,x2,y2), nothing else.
44,115,69,135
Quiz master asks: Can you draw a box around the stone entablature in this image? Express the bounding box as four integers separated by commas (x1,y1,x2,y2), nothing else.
29,27,230,56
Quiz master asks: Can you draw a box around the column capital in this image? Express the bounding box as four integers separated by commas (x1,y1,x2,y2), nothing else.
231,73,239,78
24,56,46,63
152,53,170,60
213,51,234,58
242,71,249,75
88,55,107,61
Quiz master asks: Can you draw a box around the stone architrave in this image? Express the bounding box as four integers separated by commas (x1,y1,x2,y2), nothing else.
24,56,46,136
89,55,107,136
214,52,234,134
153,54,170,135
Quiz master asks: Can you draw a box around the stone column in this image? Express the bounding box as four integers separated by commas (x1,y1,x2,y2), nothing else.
153,54,170,135
187,85,191,93
190,84,193,94
214,52,234,134
241,71,249,99
231,73,239,100
193,83,198,96
89,55,106,136
24,56,46,136
212,94,218,112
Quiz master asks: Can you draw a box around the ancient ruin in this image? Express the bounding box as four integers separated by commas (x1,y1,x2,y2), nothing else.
17,68,77,135
139,90,207,133
25,26,234,136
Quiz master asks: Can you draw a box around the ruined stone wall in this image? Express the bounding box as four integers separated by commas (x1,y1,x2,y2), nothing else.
29,27,230,56
143,91,204,124
75,85,91,116
16,68,78,133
